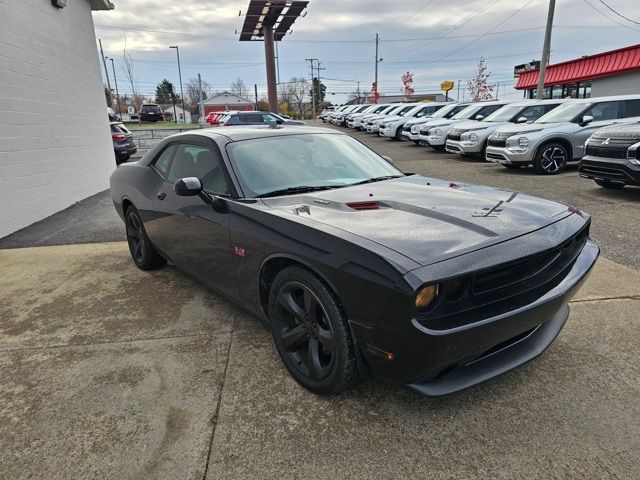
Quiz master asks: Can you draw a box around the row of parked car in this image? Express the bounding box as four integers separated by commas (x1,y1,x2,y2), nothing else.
205,110,305,127
320,95,640,187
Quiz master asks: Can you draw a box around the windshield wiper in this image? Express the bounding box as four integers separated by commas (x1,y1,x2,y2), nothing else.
350,175,403,186
256,185,342,198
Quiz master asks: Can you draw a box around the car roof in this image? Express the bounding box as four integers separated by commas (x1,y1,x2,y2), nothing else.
185,125,344,142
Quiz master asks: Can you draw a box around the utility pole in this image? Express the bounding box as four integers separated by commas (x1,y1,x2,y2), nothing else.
456,80,461,101
305,58,318,119
374,33,379,103
198,73,204,123
263,24,278,112
105,57,121,119
357,81,361,104
316,61,325,113
170,46,186,122
254,83,259,110
98,39,111,102
275,41,280,85
536,0,556,99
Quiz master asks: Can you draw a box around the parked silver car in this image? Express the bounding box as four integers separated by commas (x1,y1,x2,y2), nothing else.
418,100,509,150
485,94,640,174
445,99,566,157
402,103,470,143
379,102,450,140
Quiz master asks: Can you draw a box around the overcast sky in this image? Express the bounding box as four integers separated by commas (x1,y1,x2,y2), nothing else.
92,0,640,104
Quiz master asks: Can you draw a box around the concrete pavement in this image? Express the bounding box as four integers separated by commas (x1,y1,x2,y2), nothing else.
1,242,639,478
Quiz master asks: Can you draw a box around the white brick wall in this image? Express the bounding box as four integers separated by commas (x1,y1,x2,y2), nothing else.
0,0,115,238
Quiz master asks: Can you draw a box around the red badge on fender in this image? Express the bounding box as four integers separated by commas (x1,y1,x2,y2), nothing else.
233,246,247,257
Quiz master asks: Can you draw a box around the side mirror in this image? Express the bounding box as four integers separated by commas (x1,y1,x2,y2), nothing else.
580,115,593,126
516,116,528,123
381,155,394,165
475,114,484,121
174,177,202,196
276,119,284,124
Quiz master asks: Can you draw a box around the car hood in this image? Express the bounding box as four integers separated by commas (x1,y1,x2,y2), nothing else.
261,175,574,267
494,122,565,134
452,120,495,131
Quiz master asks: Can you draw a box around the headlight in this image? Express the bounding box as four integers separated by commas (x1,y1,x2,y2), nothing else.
518,136,529,148
432,128,442,136
469,132,479,142
415,285,438,310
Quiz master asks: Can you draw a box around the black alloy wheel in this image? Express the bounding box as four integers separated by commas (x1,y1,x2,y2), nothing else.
534,143,568,174
125,206,166,270
269,267,358,394
595,179,625,189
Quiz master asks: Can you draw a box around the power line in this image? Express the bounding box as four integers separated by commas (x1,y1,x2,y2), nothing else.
582,0,640,32
385,0,443,34
597,0,640,25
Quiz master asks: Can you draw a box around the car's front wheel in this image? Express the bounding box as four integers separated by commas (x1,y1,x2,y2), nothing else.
533,142,569,174
595,179,625,189
268,267,358,395
125,206,166,270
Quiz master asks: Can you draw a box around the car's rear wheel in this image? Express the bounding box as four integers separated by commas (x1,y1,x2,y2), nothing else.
533,143,568,175
394,128,403,141
125,206,166,270
595,179,625,189
268,267,358,395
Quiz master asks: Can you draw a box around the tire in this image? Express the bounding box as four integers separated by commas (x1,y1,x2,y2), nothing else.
268,266,358,395
394,128,403,141
595,179,625,189
125,206,166,270
533,142,569,175
503,164,522,169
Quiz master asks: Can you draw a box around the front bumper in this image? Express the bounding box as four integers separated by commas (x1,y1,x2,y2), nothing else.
485,145,535,165
445,139,483,155
357,237,599,396
578,156,640,186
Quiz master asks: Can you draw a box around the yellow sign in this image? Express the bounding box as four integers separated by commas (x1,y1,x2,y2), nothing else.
440,80,455,92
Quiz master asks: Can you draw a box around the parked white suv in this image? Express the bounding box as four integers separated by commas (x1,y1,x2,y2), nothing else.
418,100,509,150
485,94,640,174
363,104,409,133
445,99,566,157
370,103,421,135
350,104,392,130
402,103,470,143
379,102,449,140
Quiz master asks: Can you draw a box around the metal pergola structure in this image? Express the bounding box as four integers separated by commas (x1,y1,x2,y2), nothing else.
239,0,309,112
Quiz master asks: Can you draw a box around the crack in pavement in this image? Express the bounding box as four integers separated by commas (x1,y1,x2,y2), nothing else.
570,295,640,304
201,328,234,480
0,331,221,353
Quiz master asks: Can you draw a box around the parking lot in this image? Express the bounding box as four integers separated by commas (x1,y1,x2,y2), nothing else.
1,123,640,479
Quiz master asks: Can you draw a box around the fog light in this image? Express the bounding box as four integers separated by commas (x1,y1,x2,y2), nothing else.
415,285,438,310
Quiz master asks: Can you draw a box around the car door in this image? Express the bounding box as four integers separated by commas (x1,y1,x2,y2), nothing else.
573,100,621,157
152,137,238,299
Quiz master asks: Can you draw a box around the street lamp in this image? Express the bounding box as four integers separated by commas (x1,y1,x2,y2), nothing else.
105,57,121,119
169,46,186,122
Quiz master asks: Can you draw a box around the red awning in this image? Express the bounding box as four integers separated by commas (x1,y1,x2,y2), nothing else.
515,44,640,89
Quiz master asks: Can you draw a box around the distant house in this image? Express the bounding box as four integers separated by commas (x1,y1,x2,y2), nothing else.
366,93,452,103
201,91,254,115
162,105,192,123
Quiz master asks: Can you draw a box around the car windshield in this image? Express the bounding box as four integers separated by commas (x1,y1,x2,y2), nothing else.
227,134,402,197
451,105,484,120
535,102,590,123
483,104,528,122
432,104,467,119
414,105,439,118
396,105,416,116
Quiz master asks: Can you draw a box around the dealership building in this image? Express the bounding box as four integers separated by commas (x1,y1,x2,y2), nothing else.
0,0,115,238
515,44,640,99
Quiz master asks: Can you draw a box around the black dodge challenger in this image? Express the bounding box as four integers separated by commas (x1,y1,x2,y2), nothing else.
110,126,599,396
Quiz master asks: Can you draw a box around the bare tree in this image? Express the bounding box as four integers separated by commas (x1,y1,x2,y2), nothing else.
286,77,309,119
230,77,248,98
185,78,212,113
121,50,143,122
466,57,494,101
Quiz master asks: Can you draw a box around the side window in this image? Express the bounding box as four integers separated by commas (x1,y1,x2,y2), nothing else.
153,144,177,177
478,104,503,117
622,99,640,117
584,101,620,121
243,114,263,123
167,144,229,195
225,115,239,125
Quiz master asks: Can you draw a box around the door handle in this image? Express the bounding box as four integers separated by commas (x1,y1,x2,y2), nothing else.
156,192,167,200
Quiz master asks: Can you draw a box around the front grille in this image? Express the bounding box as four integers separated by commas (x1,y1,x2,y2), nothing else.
585,145,628,159
416,225,589,331
488,138,507,147
403,124,412,131
448,133,462,141
579,163,633,182
486,152,507,161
